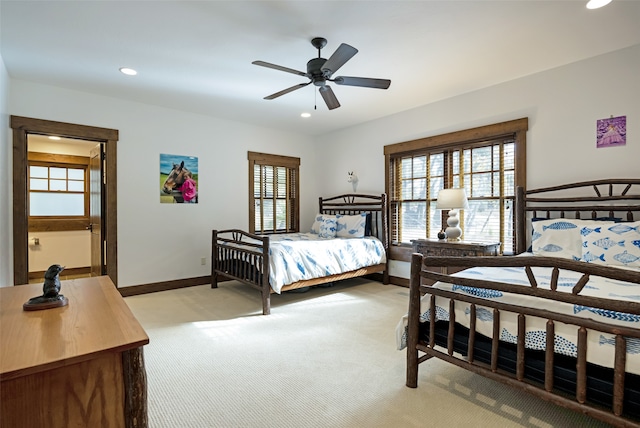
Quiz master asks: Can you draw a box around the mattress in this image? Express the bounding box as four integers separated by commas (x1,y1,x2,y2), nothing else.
425,319,640,419
222,232,386,293
396,259,640,374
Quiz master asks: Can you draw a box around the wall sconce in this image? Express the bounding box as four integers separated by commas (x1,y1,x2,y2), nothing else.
436,188,469,241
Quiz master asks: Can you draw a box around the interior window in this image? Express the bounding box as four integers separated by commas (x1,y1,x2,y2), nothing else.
27,153,90,232
29,164,86,216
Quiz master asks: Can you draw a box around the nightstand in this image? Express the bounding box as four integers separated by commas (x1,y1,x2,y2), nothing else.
411,239,501,284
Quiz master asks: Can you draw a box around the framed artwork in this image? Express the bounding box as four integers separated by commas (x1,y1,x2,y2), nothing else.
596,115,626,148
160,153,198,204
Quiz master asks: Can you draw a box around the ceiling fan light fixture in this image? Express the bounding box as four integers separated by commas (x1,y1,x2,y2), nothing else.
586,0,612,9
300,112,311,118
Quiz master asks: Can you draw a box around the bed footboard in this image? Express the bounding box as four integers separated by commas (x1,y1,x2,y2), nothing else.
407,254,640,427
212,229,272,314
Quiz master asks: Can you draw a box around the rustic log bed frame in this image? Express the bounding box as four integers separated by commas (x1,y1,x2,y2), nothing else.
212,193,389,315
406,179,640,427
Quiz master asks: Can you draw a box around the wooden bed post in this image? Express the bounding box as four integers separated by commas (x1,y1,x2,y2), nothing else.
406,252,422,388
515,186,527,254
211,230,219,289
381,193,390,284
261,236,271,315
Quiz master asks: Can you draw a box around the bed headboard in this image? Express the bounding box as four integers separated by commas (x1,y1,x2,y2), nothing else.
514,179,640,254
319,193,389,250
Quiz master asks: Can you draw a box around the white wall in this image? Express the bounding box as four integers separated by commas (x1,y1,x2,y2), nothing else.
314,44,640,278
7,82,318,287
3,45,638,286
0,50,10,286
315,44,640,193
28,231,91,272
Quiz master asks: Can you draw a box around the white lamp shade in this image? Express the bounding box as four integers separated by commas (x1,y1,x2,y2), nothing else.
436,188,469,210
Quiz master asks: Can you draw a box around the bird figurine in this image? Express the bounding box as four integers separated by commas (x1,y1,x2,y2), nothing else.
23,264,69,311
43,264,65,297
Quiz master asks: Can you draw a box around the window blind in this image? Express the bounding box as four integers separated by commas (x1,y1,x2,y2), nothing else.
385,118,528,254
248,151,300,234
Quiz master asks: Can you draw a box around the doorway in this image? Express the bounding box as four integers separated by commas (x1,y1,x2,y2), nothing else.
11,116,119,286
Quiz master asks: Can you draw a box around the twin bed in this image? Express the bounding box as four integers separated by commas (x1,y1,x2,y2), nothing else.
212,193,389,315
398,179,640,427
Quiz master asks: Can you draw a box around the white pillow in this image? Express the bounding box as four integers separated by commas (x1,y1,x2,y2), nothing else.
581,221,640,268
311,213,336,234
531,219,612,261
318,217,337,239
336,213,367,238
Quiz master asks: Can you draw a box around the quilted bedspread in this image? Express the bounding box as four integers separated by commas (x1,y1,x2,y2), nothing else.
265,233,386,293
396,259,640,374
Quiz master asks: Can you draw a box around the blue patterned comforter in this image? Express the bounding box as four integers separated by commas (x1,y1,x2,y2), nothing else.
264,233,386,293
396,259,640,374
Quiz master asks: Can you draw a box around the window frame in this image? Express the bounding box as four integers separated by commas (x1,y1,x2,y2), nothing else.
384,118,528,255
27,152,90,232
248,151,300,234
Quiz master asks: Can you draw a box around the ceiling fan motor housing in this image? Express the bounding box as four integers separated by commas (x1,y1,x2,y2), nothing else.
307,58,328,86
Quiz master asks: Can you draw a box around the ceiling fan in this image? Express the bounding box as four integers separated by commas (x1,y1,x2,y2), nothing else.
252,37,391,110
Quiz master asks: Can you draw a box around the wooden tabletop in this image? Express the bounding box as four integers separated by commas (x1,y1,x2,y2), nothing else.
0,276,149,381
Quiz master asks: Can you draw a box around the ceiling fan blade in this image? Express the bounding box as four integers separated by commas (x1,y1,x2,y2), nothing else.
321,43,358,76
333,76,391,89
264,82,311,100
319,86,340,110
252,60,307,77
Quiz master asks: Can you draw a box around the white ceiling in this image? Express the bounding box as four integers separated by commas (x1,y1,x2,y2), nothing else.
2,1,639,137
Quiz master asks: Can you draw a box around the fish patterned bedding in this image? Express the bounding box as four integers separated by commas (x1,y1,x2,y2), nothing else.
226,232,387,293
396,258,640,374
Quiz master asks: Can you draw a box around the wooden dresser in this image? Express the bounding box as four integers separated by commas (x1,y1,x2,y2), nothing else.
412,239,501,284
1,276,149,428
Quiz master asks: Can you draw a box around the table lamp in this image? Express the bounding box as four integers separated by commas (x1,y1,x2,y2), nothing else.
436,188,469,241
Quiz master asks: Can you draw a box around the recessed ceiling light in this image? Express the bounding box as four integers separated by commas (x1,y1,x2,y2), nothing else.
119,67,138,76
586,0,612,9
301,112,311,118
48,136,61,140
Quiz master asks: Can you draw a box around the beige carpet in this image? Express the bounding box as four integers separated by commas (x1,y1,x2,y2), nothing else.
125,279,612,428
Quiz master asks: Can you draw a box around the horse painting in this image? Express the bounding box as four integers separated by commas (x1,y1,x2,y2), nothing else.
161,160,196,203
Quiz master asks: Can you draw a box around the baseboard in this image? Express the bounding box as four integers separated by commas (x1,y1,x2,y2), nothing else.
118,275,216,297
118,273,406,298
389,275,409,288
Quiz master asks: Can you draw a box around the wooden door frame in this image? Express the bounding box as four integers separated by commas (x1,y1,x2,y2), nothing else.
89,144,104,277
11,116,119,286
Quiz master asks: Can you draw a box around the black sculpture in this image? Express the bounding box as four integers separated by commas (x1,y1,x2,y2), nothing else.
23,264,69,311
